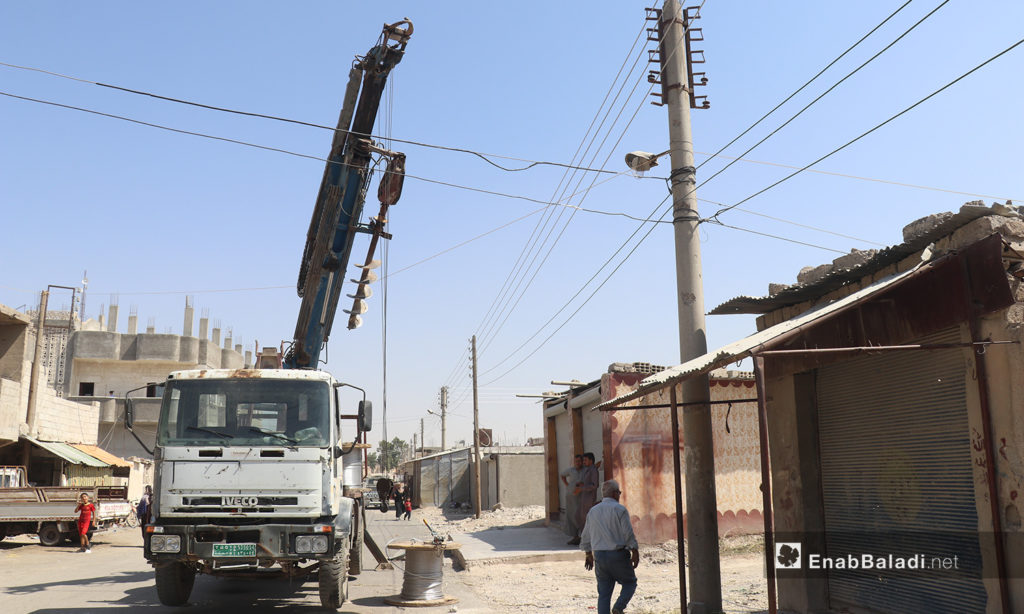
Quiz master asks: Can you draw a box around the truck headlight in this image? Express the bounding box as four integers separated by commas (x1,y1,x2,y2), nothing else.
150,535,181,553
295,535,329,554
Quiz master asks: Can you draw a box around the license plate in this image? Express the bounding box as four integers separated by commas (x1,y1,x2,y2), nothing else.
213,543,257,557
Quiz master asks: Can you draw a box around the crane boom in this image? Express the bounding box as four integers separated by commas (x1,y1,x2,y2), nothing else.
286,19,412,369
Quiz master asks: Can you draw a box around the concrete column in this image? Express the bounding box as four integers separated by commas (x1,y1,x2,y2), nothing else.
224,330,232,350
244,350,252,367
127,312,138,335
146,317,156,334
25,290,49,435
183,298,194,337
199,317,209,340
107,304,119,332
211,327,221,345
234,343,242,355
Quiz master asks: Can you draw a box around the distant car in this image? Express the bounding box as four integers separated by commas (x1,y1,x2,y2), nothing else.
362,475,387,511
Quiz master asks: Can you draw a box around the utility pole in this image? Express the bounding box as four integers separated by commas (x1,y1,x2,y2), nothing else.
471,335,481,519
440,385,448,451
420,418,425,457
659,1,721,612
25,290,49,436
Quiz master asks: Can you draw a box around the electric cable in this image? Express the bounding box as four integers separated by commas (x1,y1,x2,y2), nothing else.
698,0,913,173
0,60,668,180
482,34,1024,384
476,1,953,379
470,19,651,360
480,49,661,355
687,0,950,214
707,35,1024,222
444,18,653,391
478,30,656,353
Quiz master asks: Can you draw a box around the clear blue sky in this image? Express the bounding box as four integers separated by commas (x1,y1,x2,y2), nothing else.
2,2,1021,450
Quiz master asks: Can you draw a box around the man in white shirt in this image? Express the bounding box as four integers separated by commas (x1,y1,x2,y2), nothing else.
580,479,639,614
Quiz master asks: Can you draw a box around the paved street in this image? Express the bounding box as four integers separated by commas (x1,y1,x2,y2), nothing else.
0,513,494,613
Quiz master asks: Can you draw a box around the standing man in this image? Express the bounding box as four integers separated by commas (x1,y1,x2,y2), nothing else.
580,480,639,614
560,454,585,545
136,485,152,541
577,452,600,533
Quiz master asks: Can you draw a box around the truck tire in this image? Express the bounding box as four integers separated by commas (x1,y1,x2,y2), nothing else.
318,543,350,610
155,562,196,606
38,523,63,547
348,507,363,575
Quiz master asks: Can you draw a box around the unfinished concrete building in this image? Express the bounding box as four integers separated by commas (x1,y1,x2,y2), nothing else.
63,302,251,460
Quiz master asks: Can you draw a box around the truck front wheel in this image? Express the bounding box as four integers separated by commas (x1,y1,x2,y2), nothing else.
37,523,63,547
318,541,350,610
155,562,195,606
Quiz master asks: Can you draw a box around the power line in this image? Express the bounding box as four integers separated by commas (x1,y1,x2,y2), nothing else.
485,34,1024,384
446,18,653,391
478,7,1013,386
471,20,651,357
699,0,913,172
708,35,1024,222
479,29,657,355
694,151,1017,203
0,60,668,180
2,87,1002,254
689,0,950,211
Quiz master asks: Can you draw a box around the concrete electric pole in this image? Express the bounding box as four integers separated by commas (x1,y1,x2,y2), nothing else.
659,1,721,612
428,385,449,452
471,335,482,519
440,385,448,451
420,418,425,457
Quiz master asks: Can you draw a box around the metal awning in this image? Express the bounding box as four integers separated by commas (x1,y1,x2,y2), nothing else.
23,437,109,467
596,232,1014,412
594,264,924,411
70,444,131,467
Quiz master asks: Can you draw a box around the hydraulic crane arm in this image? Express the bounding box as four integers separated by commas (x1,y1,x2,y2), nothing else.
286,19,412,369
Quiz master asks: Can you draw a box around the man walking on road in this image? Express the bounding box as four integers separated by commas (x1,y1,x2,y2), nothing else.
560,454,584,545
580,479,639,614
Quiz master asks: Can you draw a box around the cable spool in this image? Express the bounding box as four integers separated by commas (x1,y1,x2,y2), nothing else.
384,540,461,607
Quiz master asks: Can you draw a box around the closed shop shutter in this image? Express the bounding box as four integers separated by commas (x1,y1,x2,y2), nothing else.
816,327,986,613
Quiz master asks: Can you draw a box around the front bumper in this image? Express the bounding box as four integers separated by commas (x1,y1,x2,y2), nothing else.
145,522,342,564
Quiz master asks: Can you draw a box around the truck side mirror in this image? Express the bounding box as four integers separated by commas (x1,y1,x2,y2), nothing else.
125,397,135,430
358,400,372,432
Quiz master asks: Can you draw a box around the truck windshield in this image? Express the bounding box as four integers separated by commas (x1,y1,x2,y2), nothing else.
157,379,330,447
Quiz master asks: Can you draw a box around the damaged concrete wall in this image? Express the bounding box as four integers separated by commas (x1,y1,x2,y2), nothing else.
607,374,762,544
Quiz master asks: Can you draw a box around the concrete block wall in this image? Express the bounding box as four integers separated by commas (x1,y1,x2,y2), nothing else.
34,389,98,444
0,378,24,442
0,322,28,381
69,360,186,399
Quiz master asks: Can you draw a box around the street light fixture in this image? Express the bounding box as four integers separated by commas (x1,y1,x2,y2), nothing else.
624,149,669,173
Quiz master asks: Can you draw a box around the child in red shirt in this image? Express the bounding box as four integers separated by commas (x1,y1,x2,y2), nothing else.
74,493,95,553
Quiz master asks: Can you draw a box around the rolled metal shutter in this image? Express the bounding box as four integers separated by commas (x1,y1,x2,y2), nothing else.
816,327,986,613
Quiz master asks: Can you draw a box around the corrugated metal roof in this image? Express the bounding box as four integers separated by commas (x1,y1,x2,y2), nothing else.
711,205,1017,315
594,263,923,411
24,437,109,467
70,444,131,467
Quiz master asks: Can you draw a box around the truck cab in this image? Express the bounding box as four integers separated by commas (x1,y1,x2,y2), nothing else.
139,368,370,608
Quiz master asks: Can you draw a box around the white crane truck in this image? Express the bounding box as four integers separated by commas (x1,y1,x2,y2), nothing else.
124,19,412,609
